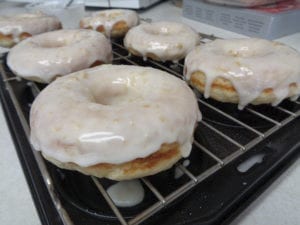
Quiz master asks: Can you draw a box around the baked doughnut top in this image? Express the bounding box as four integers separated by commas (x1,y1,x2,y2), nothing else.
7,29,112,83
184,38,300,109
30,65,201,167
124,21,200,62
80,9,139,38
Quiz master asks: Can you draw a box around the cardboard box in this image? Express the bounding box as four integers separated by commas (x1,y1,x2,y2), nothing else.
183,0,300,39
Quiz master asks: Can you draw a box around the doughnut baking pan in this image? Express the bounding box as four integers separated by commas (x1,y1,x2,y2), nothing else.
0,33,299,225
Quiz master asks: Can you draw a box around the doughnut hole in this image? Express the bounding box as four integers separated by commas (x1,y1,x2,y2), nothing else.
98,11,124,19
34,39,67,48
89,81,136,106
143,25,180,36
220,39,273,57
142,23,188,37
33,31,96,48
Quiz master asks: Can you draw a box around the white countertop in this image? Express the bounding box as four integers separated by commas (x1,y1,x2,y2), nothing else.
0,1,299,225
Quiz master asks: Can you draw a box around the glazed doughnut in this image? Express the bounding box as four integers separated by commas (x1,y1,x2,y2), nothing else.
0,13,61,48
30,65,201,180
124,21,200,62
7,29,112,83
184,38,300,109
80,9,139,38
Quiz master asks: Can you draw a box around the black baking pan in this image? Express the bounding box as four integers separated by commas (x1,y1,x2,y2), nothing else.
1,43,299,225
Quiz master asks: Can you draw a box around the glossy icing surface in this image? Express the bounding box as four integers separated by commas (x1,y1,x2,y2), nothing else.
7,29,112,83
0,13,61,42
124,21,200,62
184,38,300,109
80,9,139,37
30,65,201,166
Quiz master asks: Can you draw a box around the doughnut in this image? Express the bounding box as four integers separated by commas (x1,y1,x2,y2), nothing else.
184,38,300,109
124,21,200,62
30,65,201,180
7,29,112,83
80,9,139,38
0,12,61,48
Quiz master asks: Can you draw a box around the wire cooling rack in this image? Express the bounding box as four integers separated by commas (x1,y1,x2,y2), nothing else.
0,33,299,225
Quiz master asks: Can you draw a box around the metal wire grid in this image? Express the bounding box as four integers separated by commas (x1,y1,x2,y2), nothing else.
1,33,300,225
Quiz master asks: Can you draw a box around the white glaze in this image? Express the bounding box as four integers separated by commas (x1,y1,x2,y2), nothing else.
174,159,190,179
237,153,265,173
30,65,201,166
107,180,144,207
184,38,300,109
0,13,61,43
80,9,139,37
7,29,112,83
124,21,200,62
